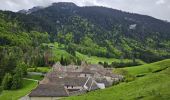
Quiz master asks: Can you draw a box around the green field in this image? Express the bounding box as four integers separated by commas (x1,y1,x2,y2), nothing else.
64,59,170,100
49,42,72,60
123,59,170,76
76,52,145,64
25,74,44,81
48,42,145,65
27,67,51,73
0,79,37,100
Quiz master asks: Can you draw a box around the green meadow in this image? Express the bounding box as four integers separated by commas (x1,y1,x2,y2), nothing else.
48,42,145,65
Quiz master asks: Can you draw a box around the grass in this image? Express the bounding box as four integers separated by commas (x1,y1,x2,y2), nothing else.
46,42,73,61
64,60,170,100
122,59,170,76
25,74,44,81
76,52,145,64
27,67,51,73
46,42,146,65
0,79,37,100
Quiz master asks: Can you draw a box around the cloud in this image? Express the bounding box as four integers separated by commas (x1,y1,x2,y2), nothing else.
156,0,165,5
0,0,170,21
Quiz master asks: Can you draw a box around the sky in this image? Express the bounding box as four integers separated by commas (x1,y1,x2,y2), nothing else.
0,0,170,21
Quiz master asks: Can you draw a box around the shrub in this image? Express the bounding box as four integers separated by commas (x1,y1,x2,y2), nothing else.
103,62,109,68
113,69,135,82
98,62,103,65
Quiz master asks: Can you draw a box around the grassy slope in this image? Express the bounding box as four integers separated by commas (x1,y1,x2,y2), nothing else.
0,79,37,100
64,59,170,100
123,59,170,76
47,42,73,61
76,52,145,64
49,42,145,64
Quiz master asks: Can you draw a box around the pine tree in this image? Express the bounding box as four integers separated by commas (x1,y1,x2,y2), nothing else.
11,67,23,89
1,73,12,90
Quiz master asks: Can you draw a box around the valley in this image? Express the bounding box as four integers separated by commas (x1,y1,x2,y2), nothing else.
0,2,170,100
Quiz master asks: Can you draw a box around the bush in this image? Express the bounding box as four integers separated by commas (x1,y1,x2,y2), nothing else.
103,62,109,68
98,62,103,65
111,61,142,68
124,74,136,82
113,69,135,82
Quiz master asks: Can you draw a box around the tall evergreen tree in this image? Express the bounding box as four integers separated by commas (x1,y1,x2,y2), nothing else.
1,73,12,90
11,67,23,89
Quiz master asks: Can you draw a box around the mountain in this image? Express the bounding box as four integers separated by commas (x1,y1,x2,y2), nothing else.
29,2,170,40
18,6,43,14
1,2,170,63
17,2,170,62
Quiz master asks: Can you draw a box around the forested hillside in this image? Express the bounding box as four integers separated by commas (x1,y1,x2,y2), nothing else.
0,11,50,84
19,2,170,62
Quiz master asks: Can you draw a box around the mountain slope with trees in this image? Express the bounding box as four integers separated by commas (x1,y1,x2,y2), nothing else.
20,2,170,62
0,11,50,87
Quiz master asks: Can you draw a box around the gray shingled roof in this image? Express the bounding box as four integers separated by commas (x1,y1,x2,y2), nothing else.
90,82,99,91
85,78,99,91
81,67,95,74
48,77,88,86
29,84,69,97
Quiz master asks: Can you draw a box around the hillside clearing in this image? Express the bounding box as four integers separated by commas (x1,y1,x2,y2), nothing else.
47,42,145,65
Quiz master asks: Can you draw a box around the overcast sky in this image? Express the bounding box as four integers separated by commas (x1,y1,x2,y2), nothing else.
0,0,170,21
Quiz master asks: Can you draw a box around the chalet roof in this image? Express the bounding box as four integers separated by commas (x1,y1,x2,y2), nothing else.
90,82,99,91
88,64,104,70
29,84,69,97
85,78,99,91
48,77,88,86
81,67,94,74
65,72,81,77
46,71,58,78
85,78,93,88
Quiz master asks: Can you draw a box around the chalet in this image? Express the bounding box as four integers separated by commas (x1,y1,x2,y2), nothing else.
29,77,99,100
29,63,123,99
29,84,69,100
